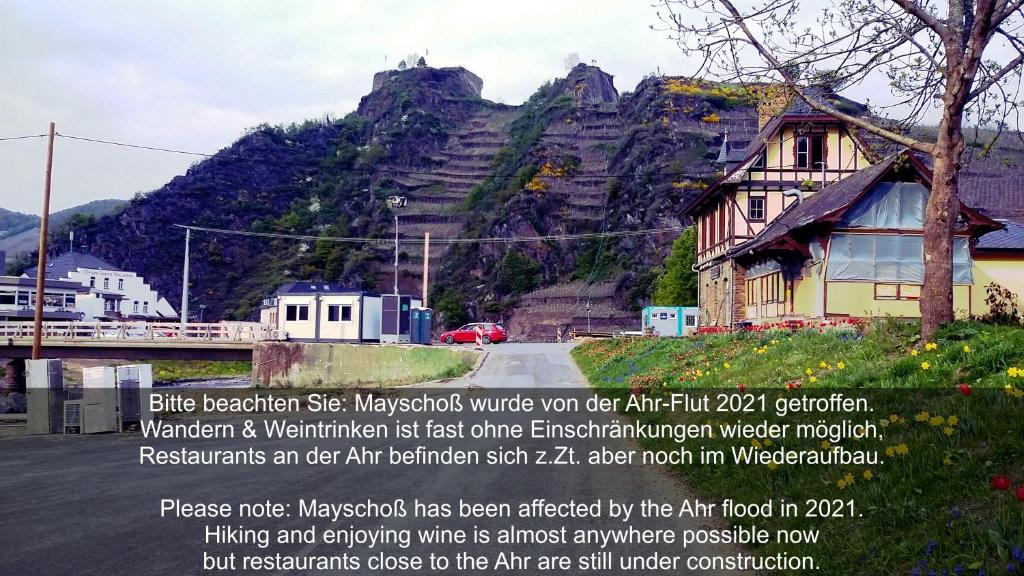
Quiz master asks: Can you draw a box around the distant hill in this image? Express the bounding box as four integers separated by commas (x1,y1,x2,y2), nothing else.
1,199,126,271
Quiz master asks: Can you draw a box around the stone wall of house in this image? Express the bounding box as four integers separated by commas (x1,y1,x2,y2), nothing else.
699,264,731,326
698,262,748,327
732,265,747,323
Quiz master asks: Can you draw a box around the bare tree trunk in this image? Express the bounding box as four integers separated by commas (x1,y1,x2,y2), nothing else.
921,116,964,341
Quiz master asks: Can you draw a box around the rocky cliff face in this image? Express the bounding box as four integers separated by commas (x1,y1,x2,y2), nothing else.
55,66,767,333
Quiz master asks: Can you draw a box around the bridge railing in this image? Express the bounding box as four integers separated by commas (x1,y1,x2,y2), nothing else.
0,321,275,342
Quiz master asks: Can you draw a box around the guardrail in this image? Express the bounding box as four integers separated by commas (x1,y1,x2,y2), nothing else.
0,321,275,342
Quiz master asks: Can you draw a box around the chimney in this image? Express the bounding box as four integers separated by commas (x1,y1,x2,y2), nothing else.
756,84,794,129
0,250,5,275
69,230,75,251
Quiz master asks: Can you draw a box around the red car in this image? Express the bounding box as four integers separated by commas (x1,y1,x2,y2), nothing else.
439,323,507,345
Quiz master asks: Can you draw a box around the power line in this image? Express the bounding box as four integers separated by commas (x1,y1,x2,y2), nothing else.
173,224,685,246
56,133,212,157
0,134,48,141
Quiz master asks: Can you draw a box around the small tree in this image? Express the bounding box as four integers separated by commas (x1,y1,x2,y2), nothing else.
657,0,1024,339
416,56,428,68
397,59,407,71
432,287,468,328
653,227,698,306
497,250,541,296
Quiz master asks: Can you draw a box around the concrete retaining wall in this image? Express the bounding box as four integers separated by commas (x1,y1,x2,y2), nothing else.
251,342,478,388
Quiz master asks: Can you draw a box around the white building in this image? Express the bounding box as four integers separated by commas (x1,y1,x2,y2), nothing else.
24,252,176,321
273,282,384,342
0,275,88,322
641,306,700,337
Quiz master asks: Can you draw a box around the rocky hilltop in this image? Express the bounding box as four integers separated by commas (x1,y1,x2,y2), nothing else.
49,64,769,336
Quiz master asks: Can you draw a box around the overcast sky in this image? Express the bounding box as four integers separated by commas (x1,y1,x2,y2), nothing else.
2,1,993,216
1,0,704,215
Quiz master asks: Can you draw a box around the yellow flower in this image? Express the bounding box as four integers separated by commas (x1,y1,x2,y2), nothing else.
920,361,931,370
929,415,945,426
894,443,909,455
888,414,899,422
925,342,938,351
946,415,958,426
821,440,831,449
885,446,895,457
862,470,874,480
723,362,731,369
770,339,779,345
809,376,818,383
962,345,972,353
843,472,855,484
943,427,954,436
805,368,813,375
1009,366,1020,378
764,438,774,446
819,361,828,369
1014,389,1024,398
911,349,919,357
943,456,953,466
766,461,778,470
751,439,762,449
837,478,848,489
879,419,890,428
695,369,703,377
837,361,846,369
915,411,930,422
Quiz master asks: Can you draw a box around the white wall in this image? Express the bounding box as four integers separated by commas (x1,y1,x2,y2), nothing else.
64,267,176,320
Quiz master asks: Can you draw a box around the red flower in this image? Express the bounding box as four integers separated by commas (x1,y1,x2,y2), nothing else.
958,383,971,396
1016,486,1024,502
737,383,746,393
992,475,1011,491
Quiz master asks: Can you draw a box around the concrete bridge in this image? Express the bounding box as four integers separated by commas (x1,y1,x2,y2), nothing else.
0,321,270,361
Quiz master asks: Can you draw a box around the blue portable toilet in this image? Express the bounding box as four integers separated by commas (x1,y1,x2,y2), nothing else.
409,308,423,344
419,308,432,345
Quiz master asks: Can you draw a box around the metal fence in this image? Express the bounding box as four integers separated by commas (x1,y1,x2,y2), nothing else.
0,321,274,342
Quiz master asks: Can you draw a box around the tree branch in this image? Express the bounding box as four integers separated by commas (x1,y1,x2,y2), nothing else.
889,0,952,40
716,0,935,154
967,26,1024,100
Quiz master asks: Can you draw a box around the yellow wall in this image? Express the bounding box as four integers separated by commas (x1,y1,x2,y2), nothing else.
753,125,868,182
792,266,822,320
823,282,972,318
972,257,1024,315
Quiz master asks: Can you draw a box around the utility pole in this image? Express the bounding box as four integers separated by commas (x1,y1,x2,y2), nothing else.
385,196,406,295
393,214,399,295
180,227,190,336
422,232,430,307
31,122,55,360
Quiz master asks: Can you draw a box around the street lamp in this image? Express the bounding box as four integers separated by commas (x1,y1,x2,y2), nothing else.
386,195,407,295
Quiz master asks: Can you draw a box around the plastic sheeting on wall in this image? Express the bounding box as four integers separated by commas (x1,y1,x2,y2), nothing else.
826,233,972,284
839,182,928,229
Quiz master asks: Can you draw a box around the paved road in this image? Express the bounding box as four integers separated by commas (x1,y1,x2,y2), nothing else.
1,344,741,575
435,342,587,388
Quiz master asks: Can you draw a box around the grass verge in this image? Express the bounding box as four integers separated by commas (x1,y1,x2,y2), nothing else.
572,320,1024,575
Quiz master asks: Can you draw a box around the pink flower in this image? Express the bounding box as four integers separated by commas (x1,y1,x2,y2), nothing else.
993,475,1011,491
958,383,971,396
